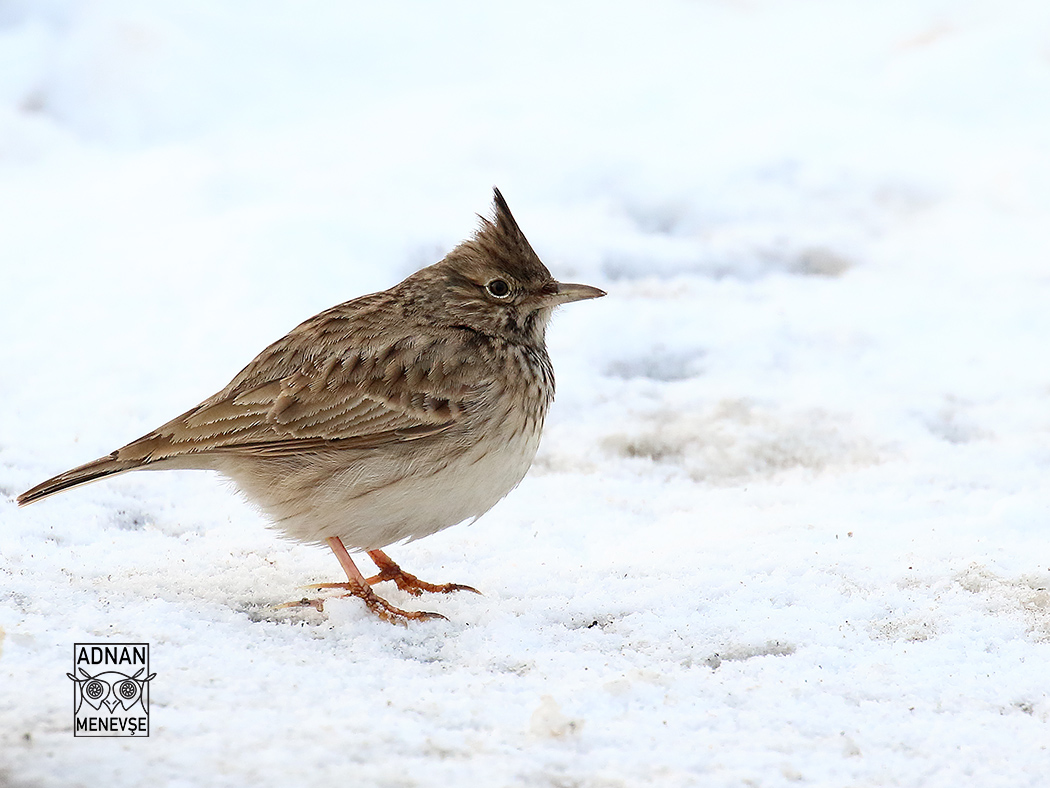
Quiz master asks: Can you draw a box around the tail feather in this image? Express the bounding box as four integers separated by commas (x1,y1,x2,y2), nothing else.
17,454,141,506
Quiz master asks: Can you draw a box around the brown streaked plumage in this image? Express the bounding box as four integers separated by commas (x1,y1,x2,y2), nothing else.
18,188,605,624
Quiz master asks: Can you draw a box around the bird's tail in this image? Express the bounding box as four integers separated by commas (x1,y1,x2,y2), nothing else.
17,453,141,506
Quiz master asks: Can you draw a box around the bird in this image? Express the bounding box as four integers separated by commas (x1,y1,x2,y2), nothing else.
18,188,605,624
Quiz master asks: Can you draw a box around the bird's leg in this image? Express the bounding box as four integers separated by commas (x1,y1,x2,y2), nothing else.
364,548,481,596
282,537,446,624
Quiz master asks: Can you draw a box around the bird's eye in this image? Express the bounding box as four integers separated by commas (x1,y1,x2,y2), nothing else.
486,279,511,298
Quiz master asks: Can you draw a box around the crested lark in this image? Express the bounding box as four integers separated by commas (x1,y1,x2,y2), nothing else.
18,189,605,624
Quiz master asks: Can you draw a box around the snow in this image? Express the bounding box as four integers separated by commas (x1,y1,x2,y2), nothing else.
2,0,1050,785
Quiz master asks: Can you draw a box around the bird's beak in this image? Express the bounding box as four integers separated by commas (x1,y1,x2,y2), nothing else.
547,282,606,306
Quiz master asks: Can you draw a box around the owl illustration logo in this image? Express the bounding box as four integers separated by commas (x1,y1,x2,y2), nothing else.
71,642,153,737
68,667,156,715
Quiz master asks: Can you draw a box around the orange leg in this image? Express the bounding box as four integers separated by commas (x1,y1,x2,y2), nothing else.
282,537,447,625
364,549,481,596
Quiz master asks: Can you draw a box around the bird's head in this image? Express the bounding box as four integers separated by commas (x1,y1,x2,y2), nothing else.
405,189,605,344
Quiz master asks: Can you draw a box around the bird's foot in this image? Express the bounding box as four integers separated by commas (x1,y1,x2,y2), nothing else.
278,584,446,625
365,549,481,597
275,539,469,624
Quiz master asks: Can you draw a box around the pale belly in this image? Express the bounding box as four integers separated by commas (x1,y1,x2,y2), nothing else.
219,421,544,550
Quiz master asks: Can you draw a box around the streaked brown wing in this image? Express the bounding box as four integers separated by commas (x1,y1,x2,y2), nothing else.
116,299,487,463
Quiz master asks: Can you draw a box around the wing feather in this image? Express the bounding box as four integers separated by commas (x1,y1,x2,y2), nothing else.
112,296,492,465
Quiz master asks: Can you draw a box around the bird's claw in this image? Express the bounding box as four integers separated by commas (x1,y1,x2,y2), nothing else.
276,586,446,624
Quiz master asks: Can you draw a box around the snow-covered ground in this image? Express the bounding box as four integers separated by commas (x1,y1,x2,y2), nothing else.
3,0,1050,785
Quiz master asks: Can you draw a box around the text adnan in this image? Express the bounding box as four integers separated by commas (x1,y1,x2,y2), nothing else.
75,645,147,666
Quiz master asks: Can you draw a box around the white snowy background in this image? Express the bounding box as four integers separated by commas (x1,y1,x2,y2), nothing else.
2,0,1050,785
